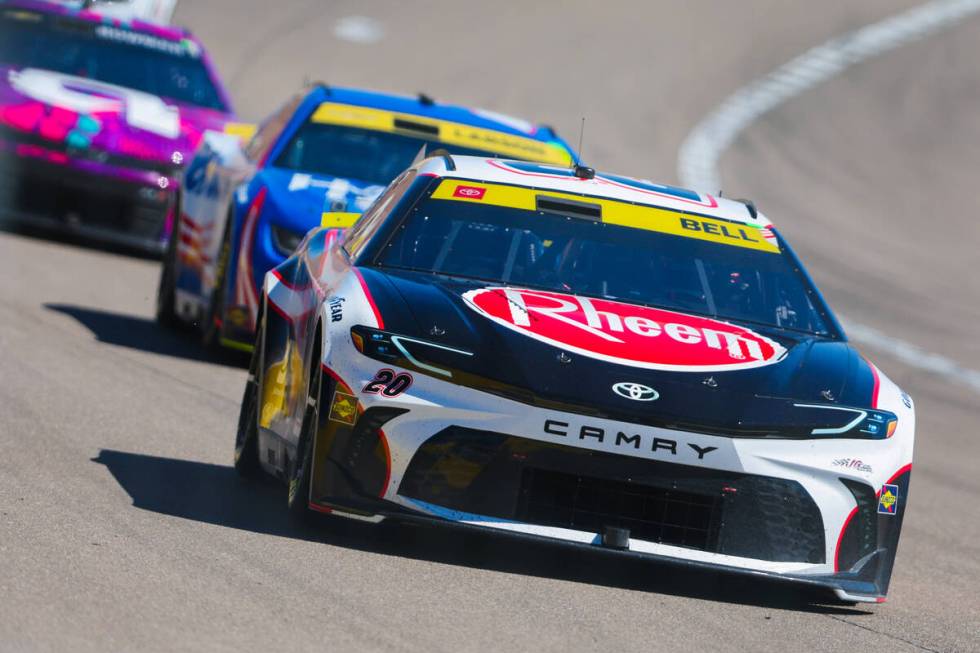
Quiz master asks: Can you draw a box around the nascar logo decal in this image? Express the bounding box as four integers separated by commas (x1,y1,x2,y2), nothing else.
462,287,787,372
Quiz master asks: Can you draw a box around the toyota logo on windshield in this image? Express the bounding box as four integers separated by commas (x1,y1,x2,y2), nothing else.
612,382,660,401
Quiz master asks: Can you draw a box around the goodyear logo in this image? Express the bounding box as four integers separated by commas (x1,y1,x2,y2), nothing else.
878,484,899,515
328,390,358,425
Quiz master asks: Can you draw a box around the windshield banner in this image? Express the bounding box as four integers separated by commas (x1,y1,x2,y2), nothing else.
432,180,779,253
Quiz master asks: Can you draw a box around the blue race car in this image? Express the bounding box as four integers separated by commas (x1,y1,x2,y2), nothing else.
155,83,577,350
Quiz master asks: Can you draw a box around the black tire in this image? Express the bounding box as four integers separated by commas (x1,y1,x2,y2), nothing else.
201,214,233,349
287,362,323,520
233,315,264,479
155,197,181,328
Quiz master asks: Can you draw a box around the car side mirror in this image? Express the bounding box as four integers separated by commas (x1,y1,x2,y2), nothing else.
321,212,361,228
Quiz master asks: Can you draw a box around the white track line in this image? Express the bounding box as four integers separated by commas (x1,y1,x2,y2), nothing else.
677,0,980,394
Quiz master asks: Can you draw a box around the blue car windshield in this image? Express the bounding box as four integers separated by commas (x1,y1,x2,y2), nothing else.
0,11,227,111
275,123,525,186
376,191,834,336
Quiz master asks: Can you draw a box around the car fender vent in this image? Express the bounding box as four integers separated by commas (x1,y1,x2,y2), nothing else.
536,195,602,221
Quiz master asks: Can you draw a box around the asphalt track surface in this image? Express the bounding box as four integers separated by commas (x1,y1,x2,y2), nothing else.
1,1,979,651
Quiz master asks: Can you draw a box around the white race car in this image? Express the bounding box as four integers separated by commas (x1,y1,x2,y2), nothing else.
233,154,914,604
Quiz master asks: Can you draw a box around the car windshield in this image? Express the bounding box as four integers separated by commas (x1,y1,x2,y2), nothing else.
376,182,834,336
275,123,552,186
0,11,227,111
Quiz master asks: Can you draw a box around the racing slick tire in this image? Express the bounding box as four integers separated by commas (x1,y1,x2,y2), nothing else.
155,195,181,328
201,215,232,350
233,317,264,478
286,357,322,521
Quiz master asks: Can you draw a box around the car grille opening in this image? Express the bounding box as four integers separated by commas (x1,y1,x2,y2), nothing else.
518,468,721,550
398,427,825,563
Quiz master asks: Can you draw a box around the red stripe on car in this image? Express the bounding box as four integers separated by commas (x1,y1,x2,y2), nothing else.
352,267,384,329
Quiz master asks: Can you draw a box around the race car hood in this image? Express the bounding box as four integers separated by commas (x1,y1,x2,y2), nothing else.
367,268,879,434
0,66,230,172
261,167,386,232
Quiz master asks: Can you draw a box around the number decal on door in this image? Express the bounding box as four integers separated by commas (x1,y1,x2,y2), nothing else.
363,369,413,397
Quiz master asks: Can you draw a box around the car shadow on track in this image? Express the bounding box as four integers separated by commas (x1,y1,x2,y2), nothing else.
93,449,871,615
45,303,247,368
0,220,162,260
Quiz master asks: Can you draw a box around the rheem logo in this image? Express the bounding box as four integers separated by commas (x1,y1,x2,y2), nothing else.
463,287,786,372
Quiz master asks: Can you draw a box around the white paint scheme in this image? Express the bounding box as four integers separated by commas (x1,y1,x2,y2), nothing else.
174,130,253,321
260,155,914,596
433,157,767,226
331,352,914,578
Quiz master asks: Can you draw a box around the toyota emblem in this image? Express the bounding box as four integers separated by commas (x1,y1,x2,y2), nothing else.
612,382,659,401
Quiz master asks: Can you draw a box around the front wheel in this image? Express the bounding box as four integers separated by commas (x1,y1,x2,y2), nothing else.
233,315,264,478
155,198,181,328
202,218,232,349
287,363,322,520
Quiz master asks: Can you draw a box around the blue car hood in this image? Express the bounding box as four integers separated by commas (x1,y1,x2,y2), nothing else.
261,167,386,232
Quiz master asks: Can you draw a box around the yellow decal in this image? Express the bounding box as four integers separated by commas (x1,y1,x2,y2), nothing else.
260,342,303,429
321,212,361,228
4,10,43,21
328,391,358,425
431,179,779,253
310,102,573,166
223,122,258,142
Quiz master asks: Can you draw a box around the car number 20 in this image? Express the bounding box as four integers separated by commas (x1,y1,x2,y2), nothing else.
362,369,413,397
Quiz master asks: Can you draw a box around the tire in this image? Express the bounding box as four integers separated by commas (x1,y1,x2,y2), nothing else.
201,217,232,349
287,361,323,520
155,196,181,328
233,315,264,479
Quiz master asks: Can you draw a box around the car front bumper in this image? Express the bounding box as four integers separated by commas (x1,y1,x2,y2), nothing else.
293,349,912,604
0,141,175,254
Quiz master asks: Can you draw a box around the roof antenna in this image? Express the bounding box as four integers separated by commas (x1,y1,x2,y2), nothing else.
572,116,595,180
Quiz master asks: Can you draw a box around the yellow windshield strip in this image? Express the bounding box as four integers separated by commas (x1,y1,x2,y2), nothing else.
310,102,573,166
430,179,779,253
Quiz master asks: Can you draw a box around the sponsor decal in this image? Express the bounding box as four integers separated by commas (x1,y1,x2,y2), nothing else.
833,458,873,473
328,296,345,323
309,103,572,165
328,390,358,425
94,25,194,57
431,180,777,252
452,185,487,200
544,419,718,459
878,483,898,515
227,306,249,328
463,287,786,372
679,217,764,246
901,392,913,409
878,484,899,515
362,369,413,398
612,382,659,402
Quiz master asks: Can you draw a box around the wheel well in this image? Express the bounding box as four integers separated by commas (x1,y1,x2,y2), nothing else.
308,319,323,394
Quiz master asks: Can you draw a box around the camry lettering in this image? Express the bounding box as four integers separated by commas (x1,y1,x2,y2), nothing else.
466,287,785,372
543,419,717,459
